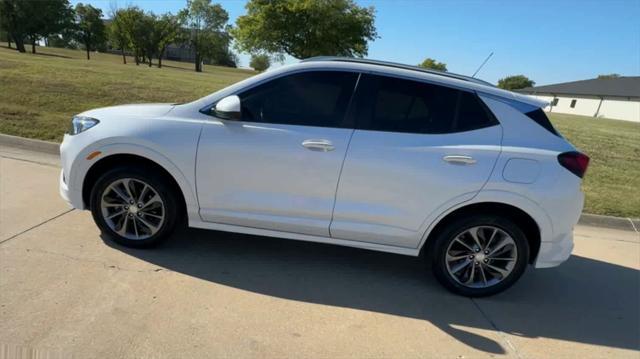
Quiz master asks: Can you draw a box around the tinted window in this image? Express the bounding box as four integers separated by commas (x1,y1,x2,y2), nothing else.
238,71,358,128
525,108,560,136
354,75,496,134
455,91,496,132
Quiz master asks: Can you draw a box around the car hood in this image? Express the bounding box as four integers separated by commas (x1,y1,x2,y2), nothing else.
78,103,175,120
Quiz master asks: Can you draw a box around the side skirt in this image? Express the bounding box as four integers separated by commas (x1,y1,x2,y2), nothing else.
188,220,421,257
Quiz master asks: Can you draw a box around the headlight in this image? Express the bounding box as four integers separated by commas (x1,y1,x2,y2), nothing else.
68,116,99,135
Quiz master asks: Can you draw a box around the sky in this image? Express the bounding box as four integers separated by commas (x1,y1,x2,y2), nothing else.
70,0,640,85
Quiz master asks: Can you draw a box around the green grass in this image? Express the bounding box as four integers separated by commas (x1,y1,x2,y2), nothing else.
0,44,256,141
548,113,639,218
1,45,638,218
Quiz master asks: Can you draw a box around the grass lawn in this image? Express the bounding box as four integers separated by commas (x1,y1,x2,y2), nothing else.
0,44,255,141
1,44,638,218
548,113,639,218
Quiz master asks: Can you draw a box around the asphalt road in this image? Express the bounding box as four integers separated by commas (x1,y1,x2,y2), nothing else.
1,145,638,358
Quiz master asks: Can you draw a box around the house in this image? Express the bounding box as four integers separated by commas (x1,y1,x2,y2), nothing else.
517,77,639,122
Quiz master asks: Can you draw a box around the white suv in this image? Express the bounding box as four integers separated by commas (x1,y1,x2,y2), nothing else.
59,58,589,296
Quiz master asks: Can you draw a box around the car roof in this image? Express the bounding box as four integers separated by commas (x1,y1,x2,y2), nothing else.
302,56,496,87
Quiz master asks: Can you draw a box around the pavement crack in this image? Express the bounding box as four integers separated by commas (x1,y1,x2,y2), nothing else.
470,298,524,359
0,209,75,245
16,247,169,274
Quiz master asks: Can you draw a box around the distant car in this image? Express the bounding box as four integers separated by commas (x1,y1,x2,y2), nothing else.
59,57,589,296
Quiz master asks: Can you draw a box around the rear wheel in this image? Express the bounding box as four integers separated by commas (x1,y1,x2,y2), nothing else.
90,166,179,248
431,215,529,297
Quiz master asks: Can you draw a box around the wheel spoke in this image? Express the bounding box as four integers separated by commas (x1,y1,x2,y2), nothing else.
110,184,130,203
140,212,163,219
447,253,470,261
106,210,125,219
489,257,516,261
469,227,483,250
450,259,472,274
116,215,129,236
479,264,488,286
485,227,498,250
137,184,149,203
485,263,510,277
488,238,511,256
454,237,475,252
141,194,161,210
122,179,136,202
132,216,139,238
464,263,476,285
137,216,160,234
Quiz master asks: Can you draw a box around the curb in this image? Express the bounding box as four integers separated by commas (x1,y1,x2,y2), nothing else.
0,133,59,155
578,213,639,234
1,133,638,233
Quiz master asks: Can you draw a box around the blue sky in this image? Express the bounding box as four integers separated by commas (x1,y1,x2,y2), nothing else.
71,0,640,85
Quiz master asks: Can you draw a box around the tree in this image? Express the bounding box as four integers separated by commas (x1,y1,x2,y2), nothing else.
597,73,620,79
418,58,447,72
497,75,535,90
250,54,271,71
178,0,231,72
24,0,73,53
153,14,181,68
73,3,106,60
232,0,377,59
0,0,29,52
108,8,130,64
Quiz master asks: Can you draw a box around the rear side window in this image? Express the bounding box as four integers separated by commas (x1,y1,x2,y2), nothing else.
525,108,560,136
238,71,358,128
354,74,497,134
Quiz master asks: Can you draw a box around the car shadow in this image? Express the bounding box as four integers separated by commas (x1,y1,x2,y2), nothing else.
103,227,640,354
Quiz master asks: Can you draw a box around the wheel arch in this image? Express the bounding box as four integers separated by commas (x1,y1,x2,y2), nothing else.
420,202,542,264
82,153,189,218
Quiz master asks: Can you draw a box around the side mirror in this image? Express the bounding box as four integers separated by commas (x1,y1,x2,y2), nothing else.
213,95,241,120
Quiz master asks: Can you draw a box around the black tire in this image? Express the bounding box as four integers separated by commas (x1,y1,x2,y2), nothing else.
89,165,180,248
431,214,529,297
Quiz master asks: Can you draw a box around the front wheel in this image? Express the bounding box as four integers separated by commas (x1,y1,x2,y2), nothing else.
431,215,530,297
90,166,179,248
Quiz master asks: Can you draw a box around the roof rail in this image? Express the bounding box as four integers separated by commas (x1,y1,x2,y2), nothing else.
302,56,495,87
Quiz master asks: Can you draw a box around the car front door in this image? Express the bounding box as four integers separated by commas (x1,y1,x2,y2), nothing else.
330,74,502,248
196,70,359,237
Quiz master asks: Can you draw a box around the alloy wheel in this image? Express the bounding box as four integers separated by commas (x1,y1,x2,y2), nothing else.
100,178,165,240
445,226,518,288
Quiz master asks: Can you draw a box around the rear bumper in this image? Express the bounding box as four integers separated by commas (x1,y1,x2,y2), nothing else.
534,230,574,268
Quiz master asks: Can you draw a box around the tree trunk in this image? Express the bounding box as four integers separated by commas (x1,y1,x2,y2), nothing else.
148,52,152,67
158,47,165,68
121,48,126,64
85,34,91,60
195,51,202,72
31,36,36,54
8,38,12,48
14,35,26,53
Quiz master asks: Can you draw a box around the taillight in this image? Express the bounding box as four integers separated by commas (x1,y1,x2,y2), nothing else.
558,151,590,178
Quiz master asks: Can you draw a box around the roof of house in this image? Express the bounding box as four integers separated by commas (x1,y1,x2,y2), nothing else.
516,76,640,98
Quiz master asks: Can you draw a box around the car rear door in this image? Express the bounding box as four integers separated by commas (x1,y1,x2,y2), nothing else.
330,74,502,248
196,70,359,237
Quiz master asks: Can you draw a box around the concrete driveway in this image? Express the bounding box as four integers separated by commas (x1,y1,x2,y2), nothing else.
1,146,638,358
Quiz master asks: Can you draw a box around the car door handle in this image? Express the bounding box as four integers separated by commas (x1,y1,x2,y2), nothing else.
302,139,335,152
443,155,476,165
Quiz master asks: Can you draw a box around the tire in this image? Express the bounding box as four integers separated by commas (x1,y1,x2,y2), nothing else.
89,165,180,248
431,214,529,297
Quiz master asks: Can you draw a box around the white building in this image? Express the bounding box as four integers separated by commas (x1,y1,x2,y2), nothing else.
517,77,639,123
